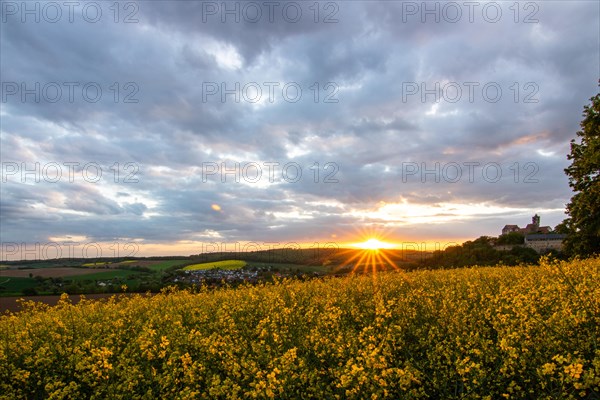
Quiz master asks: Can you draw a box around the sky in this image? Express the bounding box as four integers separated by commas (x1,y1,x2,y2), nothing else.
1,0,599,260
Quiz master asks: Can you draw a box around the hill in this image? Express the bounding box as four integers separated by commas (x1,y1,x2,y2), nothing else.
191,247,424,268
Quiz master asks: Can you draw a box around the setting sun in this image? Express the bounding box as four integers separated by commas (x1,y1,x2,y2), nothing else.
333,237,401,274
354,238,395,251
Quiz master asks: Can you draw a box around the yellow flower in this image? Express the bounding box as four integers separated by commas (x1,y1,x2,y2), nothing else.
541,363,555,375
564,363,583,380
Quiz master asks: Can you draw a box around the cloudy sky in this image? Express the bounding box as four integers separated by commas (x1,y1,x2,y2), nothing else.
1,0,599,259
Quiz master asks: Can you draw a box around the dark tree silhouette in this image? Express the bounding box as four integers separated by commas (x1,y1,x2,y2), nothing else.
563,87,600,256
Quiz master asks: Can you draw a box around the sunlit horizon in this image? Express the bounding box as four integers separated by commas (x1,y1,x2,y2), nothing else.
0,237,474,261
352,238,396,250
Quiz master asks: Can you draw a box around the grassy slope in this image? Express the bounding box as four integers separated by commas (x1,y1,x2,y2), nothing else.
147,259,190,271
68,270,146,281
0,277,38,295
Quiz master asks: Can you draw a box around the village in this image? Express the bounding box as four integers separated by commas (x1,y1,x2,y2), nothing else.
178,268,260,286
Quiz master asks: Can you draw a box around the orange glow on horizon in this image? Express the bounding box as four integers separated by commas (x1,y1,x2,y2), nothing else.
353,238,396,250
333,245,400,275
332,229,403,274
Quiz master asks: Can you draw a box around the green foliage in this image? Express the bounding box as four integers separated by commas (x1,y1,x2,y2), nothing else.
244,262,329,274
563,87,600,256
68,270,146,281
553,220,571,235
421,236,539,268
503,246,540,265
192,248,342,266
0,278,38,296
21,287,38,296
497,232,525,245
147,259,189,271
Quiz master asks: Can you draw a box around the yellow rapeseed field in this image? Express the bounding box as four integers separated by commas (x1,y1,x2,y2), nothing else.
1,257,599,399
183,260,247,271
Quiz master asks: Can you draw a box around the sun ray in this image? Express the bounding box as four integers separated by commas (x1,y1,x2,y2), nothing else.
331,232,406,275
376,249,400,271
331,249,364,274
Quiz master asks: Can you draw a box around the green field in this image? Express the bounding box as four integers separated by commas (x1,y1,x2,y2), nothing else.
0,277,38,295
0,259,192,296
68,270,146,281
183,260,246,271
148,259,189,271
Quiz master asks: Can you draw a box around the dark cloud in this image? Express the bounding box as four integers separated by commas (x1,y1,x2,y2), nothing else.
1,0,598,257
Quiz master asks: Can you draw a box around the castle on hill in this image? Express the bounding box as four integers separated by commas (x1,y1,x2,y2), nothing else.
501,214,551,235
500,214,566,253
